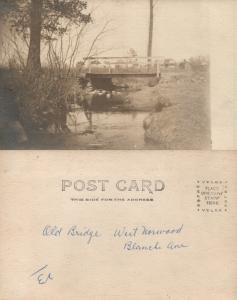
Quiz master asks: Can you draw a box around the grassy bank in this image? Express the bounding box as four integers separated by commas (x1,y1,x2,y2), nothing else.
143,69,211,149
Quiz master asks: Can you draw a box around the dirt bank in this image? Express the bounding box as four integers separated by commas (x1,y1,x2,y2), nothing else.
123,84,169,112
143,70,211,149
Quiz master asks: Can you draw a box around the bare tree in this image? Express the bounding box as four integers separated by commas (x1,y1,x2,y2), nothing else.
84,20,113,59
147,0,153,57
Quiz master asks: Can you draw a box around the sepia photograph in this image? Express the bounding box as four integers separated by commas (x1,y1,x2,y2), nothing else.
0,0,210,149
0,2,237,300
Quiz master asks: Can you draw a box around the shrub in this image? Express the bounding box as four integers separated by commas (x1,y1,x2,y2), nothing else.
7,67,83,133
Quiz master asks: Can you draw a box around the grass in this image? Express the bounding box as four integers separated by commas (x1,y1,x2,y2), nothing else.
143,69,211,149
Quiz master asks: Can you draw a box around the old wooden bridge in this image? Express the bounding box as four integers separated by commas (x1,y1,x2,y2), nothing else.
81,56,161,90
83,56,161,79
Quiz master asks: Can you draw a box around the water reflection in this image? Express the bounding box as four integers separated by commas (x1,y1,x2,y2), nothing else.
66,109,149,149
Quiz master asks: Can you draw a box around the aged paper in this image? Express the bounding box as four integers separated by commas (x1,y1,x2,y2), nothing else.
0,0,237,299
0,151,237,300
209,0,236,149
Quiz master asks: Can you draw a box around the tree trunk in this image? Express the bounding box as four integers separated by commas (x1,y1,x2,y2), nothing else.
147,0,153,57
26,0,43,74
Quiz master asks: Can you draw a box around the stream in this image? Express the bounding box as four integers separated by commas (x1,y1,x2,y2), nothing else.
29,110,151,150
63,110,149,150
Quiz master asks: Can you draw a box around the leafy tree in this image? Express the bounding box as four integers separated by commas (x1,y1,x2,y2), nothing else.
128,48,138,57
1,0,91,73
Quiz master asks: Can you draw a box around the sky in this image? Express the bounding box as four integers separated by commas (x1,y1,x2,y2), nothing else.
0,0,210,64
82,0,210,60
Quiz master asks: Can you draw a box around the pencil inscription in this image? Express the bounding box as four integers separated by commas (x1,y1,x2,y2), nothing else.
30,265,53,285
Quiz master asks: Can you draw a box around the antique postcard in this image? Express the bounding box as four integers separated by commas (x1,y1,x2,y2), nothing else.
0,0,237,299
0,151,237,300
0,0,236,150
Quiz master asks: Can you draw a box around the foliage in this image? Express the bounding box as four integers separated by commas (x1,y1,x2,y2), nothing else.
128,48,138,57
0,0,18,14
189,56,209,71
0,0,92,132
0,0,91,41
3,61,81,133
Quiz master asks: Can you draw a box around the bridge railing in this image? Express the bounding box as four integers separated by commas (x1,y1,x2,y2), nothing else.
82,56,160,76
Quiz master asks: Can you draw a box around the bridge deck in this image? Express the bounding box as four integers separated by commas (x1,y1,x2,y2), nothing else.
83,56,161,78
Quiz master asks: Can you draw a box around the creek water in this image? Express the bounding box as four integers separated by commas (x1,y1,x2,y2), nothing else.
63,110,150,150
28,109,154,150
